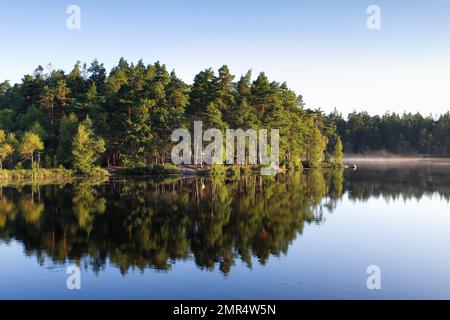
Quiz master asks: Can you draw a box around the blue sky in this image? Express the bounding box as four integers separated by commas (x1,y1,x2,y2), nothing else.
1,0,449,116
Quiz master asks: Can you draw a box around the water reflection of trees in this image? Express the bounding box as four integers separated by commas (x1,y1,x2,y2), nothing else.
0,171,340,275
1,167,447,275
344,167,450,202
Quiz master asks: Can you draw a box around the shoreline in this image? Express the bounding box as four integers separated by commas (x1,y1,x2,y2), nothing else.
343,157,450,167
3,158,446,183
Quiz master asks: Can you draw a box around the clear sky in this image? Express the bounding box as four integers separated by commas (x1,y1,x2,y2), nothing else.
1,0,449,116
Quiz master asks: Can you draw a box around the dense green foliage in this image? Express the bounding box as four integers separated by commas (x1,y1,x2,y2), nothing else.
0,130,14,169
72,118,105,174
2,59,447,172
331,111,450,156
0,59,341,171
333,137,344,164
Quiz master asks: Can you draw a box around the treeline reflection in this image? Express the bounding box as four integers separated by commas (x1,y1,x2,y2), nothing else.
344,166,450,201
0,168,448,275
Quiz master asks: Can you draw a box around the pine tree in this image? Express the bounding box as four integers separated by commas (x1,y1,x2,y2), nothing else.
126,99,153,166
333,137,344,166
250,72,275,119
187,69,215,119
57,113,79,166
306,121,328,168
213,65,235,124
204,102,227,132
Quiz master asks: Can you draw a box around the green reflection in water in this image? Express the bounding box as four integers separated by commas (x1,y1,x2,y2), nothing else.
0,167,448,276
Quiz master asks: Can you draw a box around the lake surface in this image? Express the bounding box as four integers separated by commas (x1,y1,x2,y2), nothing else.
0,162,449,299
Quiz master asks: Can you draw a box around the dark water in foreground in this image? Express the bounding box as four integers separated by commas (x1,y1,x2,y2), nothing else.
0,163,449,299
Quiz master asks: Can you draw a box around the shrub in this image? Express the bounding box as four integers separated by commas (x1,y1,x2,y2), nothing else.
204,165,227,178
227,166,241,179
84,167,110,177
287,159,303,171
116,164,181,175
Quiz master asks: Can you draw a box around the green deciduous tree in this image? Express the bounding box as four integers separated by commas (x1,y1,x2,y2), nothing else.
19,131,44,167
72,118,106,174
0,130,14,169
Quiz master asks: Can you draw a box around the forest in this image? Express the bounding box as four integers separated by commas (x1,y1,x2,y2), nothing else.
0,59,449,175
333,111,450,156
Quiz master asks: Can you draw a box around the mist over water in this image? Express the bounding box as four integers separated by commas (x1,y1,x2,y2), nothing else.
344,156,450,167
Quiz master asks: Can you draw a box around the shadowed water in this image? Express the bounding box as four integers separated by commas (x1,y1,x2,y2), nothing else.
0,162,449,299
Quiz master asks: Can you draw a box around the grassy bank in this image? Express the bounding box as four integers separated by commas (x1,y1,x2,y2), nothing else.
0,167,109,181
0,168,74,180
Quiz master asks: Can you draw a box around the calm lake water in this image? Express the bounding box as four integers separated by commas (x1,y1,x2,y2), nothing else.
0,162,449,299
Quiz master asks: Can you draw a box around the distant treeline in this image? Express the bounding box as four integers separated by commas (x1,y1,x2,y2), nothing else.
0,59,342,171
331,111,450,156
